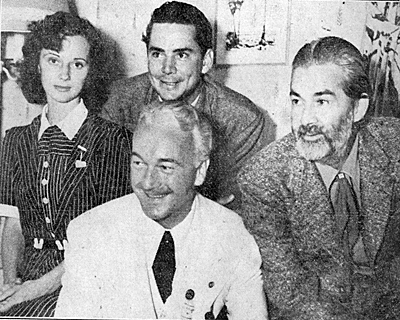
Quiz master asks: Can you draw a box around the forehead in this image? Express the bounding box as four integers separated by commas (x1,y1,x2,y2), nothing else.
42,35,90,57
291,64,345,96
149,23,199,51
132,111,195,160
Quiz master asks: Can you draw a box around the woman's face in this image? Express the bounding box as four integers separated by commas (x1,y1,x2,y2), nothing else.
39,35,90,107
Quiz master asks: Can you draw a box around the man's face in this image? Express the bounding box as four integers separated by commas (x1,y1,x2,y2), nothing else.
290,63,354,161
147,23,212,101
131,110,203,228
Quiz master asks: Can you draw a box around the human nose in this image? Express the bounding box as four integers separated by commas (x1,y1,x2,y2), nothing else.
139,167,160,190
59,63,71,81
161,56,176,74
300,102,317,126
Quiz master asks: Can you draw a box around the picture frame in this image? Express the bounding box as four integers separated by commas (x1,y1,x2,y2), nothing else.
215,0,291,65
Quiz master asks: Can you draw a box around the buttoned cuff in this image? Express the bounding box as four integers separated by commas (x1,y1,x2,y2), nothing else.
0,204,20,219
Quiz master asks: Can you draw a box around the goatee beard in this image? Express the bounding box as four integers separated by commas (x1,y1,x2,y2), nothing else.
294,111,353,162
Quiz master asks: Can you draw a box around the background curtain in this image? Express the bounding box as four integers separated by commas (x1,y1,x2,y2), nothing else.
363,2,400,118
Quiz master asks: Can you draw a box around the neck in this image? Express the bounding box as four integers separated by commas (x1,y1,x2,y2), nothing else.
47,98,80,125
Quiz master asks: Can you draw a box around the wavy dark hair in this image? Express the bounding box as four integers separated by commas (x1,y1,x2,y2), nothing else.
20,11,111,112
292,36,372,102
142,1,213,57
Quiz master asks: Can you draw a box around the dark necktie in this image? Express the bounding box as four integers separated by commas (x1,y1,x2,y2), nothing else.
152,231,176,303
330,172,361,262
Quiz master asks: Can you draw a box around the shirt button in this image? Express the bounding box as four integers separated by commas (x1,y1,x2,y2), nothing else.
41,179,48,186
185,289,195,300
45,217,51,223
42,197,49,204
43,161,49,168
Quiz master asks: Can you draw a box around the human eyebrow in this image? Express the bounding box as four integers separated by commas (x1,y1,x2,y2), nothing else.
173,48,194,54
289,90,300,97
43,50,60,57
148,46,165,53
314,89,336,97
131,152,143,159
158,158,182,166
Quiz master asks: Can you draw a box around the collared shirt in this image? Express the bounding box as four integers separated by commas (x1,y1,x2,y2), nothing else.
316,135,369,267
0,101,88,220
141,197,196,317
38,100,88,140
316,135,361,205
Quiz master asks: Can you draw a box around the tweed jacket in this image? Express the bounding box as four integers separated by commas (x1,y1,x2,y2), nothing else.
55,193,268,319
101,72,275,208
238,117,400,320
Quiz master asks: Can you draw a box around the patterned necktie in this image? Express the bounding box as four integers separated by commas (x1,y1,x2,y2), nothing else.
152,231,176,303
330,172,361,261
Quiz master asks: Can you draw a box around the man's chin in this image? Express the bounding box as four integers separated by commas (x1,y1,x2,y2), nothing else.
296,139,331,161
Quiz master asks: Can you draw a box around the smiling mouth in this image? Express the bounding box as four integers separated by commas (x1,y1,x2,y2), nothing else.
160,80,179,88
144,192,170,199
301,133,323,141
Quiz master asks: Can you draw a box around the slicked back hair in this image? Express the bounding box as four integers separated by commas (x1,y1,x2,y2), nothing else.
142,1,213,57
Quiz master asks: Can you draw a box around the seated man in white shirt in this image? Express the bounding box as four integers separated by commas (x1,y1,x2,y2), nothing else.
55,101,268,319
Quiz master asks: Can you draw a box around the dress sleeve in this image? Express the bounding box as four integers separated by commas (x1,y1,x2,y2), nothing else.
0,129,20,218
95,126,132,204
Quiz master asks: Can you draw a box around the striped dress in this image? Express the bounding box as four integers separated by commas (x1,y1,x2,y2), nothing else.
0,113,132,316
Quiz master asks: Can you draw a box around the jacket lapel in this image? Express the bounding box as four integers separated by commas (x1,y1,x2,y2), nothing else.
359,128,394,262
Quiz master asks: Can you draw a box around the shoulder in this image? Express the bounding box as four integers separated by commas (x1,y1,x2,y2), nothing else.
2,116,41,147
86,115,132,141
239,133,298,178
196,195,252,239
362,117,400,159
109,73,150,95
204,76,254,105
68,194,138,237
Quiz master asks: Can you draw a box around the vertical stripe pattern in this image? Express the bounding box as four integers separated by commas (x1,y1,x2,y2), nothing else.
0,114,132,316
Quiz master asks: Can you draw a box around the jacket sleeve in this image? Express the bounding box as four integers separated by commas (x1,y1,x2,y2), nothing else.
203,79,276,207
224,222,269,320
55,218,103,317
237,146,355,320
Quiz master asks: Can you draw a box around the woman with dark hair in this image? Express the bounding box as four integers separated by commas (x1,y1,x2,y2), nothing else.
0,12,131,316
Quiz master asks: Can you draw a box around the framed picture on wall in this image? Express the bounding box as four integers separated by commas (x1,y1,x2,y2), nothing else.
215,0,290,65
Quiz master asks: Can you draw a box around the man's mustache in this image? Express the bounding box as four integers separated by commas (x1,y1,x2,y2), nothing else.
297,124,324,136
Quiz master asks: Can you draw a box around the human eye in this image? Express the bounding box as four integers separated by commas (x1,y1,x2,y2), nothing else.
46,56,60,66
176,51,189,60
290,96,302,107
316,98,330,106
72,60,87,69
131,157,145,168
158,163,175,173
150,51,162,59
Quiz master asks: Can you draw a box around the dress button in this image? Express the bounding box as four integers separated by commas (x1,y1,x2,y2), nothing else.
185,289,195,300
43,161,49,168
41,179,48,186
42,197,49,204
45,217,51,223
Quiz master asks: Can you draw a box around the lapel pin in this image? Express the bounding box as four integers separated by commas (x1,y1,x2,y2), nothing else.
75,160,87,168
76,145,87,168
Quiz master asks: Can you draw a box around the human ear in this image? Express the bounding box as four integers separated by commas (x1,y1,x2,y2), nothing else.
194,159,210,186
353,93,369,122
201,49,213,74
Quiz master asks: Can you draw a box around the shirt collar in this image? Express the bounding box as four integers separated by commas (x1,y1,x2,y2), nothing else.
316,134,360,190
38,100,88,140
142,194,197,266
